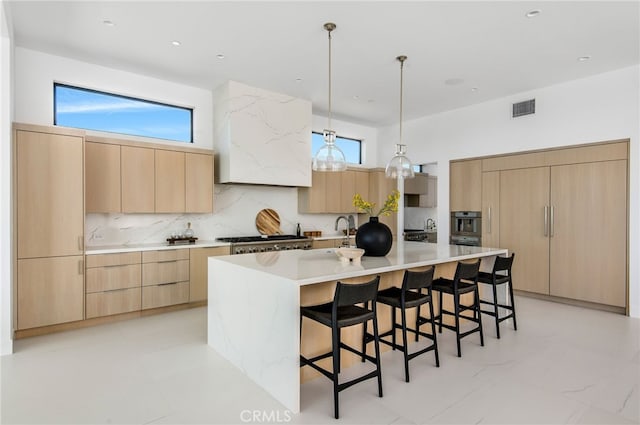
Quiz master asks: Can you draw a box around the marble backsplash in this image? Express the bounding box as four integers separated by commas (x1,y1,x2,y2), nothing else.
86,183,358,246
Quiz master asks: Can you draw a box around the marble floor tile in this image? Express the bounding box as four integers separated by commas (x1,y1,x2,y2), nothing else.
2,296,639,425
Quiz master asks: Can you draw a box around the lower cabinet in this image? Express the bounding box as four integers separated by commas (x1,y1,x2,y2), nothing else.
85,252,142,319
189,246,231,302
141,249,190,309
312,237,355,249
17,256,84,329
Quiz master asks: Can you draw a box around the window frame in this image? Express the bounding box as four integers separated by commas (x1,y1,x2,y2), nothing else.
311,131,363,165
53,82,194,143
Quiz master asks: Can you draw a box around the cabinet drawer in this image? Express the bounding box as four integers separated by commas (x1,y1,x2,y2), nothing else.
86,252,141,268
86,287,141,319
142,249,189,263
86,264,141,293
142,259,189,286
142,281,189,310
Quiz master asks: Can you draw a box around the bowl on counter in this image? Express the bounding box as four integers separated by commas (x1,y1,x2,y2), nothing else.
335,247,365,264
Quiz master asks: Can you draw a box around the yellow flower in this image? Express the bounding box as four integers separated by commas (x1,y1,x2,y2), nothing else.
353,190,400,217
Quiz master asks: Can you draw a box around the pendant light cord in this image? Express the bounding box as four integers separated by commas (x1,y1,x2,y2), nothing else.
398,56,406,147
327,27,333,131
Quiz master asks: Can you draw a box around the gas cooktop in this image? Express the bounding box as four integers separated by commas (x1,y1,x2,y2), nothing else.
216,234,309,243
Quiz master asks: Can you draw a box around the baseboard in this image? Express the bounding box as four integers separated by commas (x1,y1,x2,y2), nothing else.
514,290,625,315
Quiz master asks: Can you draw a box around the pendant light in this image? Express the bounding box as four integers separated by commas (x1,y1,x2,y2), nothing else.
312,22,347,172
385,55,415,179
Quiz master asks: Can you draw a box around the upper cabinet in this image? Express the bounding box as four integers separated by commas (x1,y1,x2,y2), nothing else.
405,174,437,208
86,136,214,214
404,173,428,194
213,80,312,187
298,169,369,214
450,159,482,211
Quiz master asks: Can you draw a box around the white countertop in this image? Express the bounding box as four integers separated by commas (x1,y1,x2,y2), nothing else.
209,242,507,286
86,240,230,255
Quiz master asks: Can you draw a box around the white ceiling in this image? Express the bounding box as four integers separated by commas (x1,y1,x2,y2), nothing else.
6,1,640,126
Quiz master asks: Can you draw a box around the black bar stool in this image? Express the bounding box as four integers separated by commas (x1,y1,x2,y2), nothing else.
432,260,483,357
373,267,439,382
300,276,383,419
477,253,517,338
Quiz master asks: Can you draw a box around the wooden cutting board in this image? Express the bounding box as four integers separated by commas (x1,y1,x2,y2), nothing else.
255,209,282,235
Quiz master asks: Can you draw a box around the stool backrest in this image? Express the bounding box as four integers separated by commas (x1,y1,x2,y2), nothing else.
493,253,515,274
403,267,435,292
334,276,380,308
453,260,480,288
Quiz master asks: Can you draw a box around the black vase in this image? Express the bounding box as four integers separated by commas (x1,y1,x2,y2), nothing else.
355,217,393,256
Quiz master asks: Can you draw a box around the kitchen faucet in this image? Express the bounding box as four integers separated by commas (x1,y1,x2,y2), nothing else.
425,218,435,230
335,215,350,247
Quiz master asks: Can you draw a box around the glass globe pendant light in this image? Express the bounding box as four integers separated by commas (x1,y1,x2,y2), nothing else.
312,22,347,172
385,55,415,179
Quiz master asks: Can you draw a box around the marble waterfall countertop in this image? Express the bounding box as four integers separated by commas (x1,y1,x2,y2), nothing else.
208,241,507,286
207,241,508,413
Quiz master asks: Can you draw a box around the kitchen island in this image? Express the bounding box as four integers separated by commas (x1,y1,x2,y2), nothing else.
207,242,508,413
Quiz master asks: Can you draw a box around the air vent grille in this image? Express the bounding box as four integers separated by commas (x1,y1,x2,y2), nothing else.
512,99,535,117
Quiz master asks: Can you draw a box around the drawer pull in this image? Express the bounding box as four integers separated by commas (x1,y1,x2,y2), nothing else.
104,287,133,293
157,260,178,264
103,263,129,268
158,282,179,286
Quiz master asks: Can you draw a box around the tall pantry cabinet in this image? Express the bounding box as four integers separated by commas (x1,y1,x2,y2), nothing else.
480,141,628,309
14,124,85,329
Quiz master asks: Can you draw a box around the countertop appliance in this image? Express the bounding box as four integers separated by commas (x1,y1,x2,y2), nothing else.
450,211,482,246
404,229,437,243
216,234,312,255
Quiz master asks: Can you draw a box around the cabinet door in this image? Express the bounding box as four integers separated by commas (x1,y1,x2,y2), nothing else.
405,173,428,194
156,150,186,213
340,171,356,213
85,142,121,213
16,130,84,258
355,170,370,207
549,160,627,307
122,146,155,213
499,167,550,295
185,153,213,213
17,256,84,329
189,246,230,302
298,171,327,213
481,171,500,248
368,170,397,236
324,172,342,213
450,159,482,211
419,176,437,208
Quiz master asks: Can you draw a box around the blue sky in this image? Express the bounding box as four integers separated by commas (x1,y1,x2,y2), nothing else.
55,85,192,143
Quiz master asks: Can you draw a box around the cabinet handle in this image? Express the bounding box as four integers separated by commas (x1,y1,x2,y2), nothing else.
158,282,179,286
104,287,131,293
550,206,555,237
487,207,492,234
78,259,84,275
104,264,128,268
158,260,178,264
78,236,84,251
544,206,549,236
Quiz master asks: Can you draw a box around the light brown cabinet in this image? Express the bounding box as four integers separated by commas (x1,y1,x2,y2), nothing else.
186,153,214,213
85,252,142,319
15,125,86,330
298,169,369,214
479,141,628,309
312,237,355,249
450,159,482,211
122,146,155,213
404,173,428,194
368,169,397,236
141,249,190,309
189,246,231,302
406,175,437,208
85,142,121,213
155,150,186,213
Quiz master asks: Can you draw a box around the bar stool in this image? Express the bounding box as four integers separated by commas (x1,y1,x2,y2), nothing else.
477,253,517,339
300,276,383,419
373,267,439,382
432,260,483,357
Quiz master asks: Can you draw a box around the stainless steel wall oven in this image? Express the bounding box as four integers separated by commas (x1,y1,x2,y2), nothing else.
450,211,482,246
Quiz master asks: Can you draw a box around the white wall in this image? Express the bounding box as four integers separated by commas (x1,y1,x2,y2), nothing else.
0,0,14,355
14,48,214,148
312,115,378,168
378,65,640,317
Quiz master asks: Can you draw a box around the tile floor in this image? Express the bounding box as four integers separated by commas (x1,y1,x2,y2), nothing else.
1,296,639,424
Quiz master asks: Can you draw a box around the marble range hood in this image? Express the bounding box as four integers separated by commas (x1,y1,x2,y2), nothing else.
213,80,312,187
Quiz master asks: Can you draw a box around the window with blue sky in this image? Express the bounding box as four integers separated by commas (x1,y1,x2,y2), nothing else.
54,83,193,143
311,132,362,164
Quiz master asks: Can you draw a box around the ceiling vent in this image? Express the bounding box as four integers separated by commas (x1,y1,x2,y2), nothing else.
512,99,535,117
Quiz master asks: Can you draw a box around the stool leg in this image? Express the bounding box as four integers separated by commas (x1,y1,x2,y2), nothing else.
428,298,440,367
475,286,485,347
415,304,420,342
454,292,461,357
437,290,443,334
331,324,340,419
508,278,518,330
361,317,367,363
391,306,397,350
492,282,501,339
371,311,383,398
401,303,410,382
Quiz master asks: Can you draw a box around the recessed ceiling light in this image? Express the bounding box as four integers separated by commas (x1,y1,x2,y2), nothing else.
295,78,303,83
367,99,375,103
578,55,592,62
353,95,360,100
471,87,479,92
445,78,464,86
526,9,542,18
217,54,225,59
102,20,115,26
171,40,181,47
